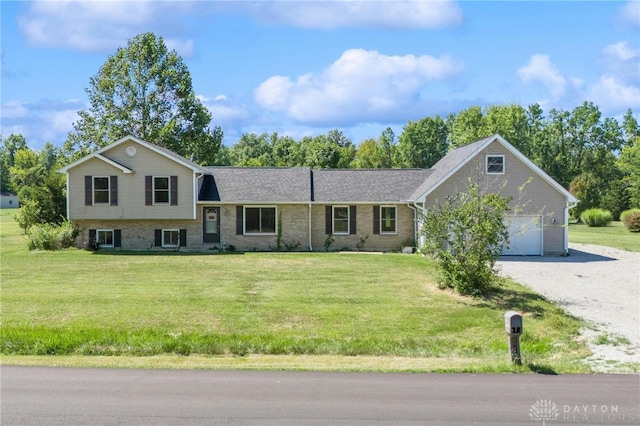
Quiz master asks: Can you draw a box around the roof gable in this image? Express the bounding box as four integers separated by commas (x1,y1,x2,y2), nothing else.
58,135,203,173
411,134,577,203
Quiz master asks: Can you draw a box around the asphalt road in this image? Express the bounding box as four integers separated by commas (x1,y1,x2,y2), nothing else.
2,367,639,425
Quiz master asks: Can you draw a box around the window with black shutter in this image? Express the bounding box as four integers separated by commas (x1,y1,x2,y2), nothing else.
236,206,243,235
349,205,357,235
114,229,122,248
154,229,162,246
145,176,153,205
373,205,380,235
85,176,92,206
110,176,118,206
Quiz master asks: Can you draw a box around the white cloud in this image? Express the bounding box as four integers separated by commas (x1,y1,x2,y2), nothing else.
1,100,29,119
604,41,638,62
588,75,640,111
517,54,567,99
247,0,463,29
0,99,83,149
602,41,640,84
197,94,252,129
619,1,640,27
18,1,195,55
254,49,464,125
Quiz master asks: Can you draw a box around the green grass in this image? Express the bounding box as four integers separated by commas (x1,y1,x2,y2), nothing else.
1,210,591,372
569,221,640,252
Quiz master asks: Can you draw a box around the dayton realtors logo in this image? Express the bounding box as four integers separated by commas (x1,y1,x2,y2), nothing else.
529,399,559,425
529,399,637,424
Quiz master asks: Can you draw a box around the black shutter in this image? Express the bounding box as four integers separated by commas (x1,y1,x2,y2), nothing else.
110,176,118,206
349,205,357,235
114,230,122,248
179,229,187,247
85,176,92,206
154,229,162,247
373,205,380,235
170,175,178,206
236,206,243,235
145,176,153,205
88,229,96,247
325,206,332,234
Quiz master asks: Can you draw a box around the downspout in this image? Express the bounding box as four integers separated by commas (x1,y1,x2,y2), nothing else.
308,202,313,251
565,200,579,255
308,169,314,251
65,172,70,221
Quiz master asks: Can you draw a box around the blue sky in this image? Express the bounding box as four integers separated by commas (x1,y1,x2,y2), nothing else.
1,1,639,150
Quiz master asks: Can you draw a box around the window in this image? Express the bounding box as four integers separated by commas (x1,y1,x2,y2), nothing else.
85,176,117,206
486,155,505,174
154,228,186,247
333,206,349,235
154,177,170,203
146,176,178,205
89,229,121,248
244,206,276,234
93,177,110,204
380,206,397,234
96,229,114,247
163,229,180,247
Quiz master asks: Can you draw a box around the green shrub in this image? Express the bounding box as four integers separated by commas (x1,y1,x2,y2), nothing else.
580,208,613,227
27,220,79,250
621,210,640,232
420,182,511,296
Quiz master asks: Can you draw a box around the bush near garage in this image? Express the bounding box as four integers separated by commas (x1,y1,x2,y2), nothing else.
580,208,613,227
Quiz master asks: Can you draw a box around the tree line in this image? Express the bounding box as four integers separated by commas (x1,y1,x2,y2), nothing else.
1,32,638,232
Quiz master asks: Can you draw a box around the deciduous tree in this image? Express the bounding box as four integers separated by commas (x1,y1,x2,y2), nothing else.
65,32,222,162
397,116,448,168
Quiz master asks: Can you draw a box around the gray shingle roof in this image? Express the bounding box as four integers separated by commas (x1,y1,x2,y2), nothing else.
202,167,312,202
313,169,433,202
200,167,433,203
410,135,493,200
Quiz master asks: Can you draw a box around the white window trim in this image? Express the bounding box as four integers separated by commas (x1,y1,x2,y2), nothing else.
93,176,110,205
380,205,398,235
486,155,505,175
243,206,278,235
153,176,170,205
162,229,180,248
332,205,350,235
96,229,114,248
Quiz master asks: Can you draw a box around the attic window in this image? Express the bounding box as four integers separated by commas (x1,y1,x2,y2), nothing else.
486,155,505,174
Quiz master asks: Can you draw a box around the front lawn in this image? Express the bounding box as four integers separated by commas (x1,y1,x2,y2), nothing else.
569,221,640,252
1,210,590,372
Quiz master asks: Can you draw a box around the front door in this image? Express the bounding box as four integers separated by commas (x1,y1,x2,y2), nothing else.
203,207,220,243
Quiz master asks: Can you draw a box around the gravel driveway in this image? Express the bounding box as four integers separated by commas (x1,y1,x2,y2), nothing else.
497,243,639,372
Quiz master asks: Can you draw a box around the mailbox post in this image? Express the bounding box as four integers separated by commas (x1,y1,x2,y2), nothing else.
504,311,523,365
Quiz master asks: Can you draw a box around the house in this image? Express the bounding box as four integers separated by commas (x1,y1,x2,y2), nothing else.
58,134,578,255
1,192,19,209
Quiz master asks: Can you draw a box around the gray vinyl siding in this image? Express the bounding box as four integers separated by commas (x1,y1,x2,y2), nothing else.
67,141,195,220
425,140,567,255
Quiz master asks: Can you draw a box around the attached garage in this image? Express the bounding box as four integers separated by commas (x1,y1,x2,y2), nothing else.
503,216,543,256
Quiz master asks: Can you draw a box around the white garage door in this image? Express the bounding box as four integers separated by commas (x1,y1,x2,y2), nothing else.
503,216,542,256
